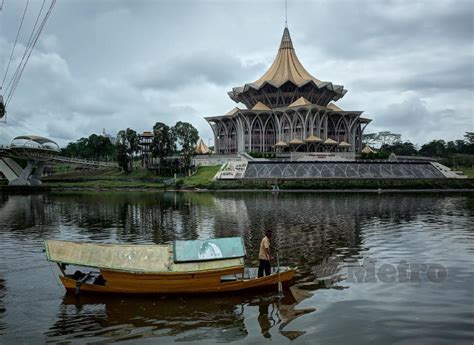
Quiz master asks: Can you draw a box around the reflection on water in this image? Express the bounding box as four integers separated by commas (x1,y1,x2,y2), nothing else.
47,290,314,343
49,295,248,342
0,277,5,336
0,191,473,344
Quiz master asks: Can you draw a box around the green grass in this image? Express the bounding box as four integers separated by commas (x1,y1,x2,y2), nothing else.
103,169,159,179
49,167,160,179
50,164,76,175
45,165,221,189
460,167,474,178
48,180,164,189
182,166,220,187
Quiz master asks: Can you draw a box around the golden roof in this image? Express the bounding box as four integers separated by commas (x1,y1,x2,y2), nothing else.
251,101,271,111
304,135,322,142
362,145,376,154
274,140,289,147
289,96,312,107
225,107,240,116
327,102,344,111
323,138,338,145
195,138,210,154
252,28,321,88
338,141,351,147
288,138,305,145
141,131,153,137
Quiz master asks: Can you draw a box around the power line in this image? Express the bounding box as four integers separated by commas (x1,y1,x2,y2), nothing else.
4,0,46,97
1,0,30,89
5,0,56,106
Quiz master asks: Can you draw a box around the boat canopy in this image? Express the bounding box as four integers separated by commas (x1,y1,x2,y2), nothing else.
45,238,245,273
173,237,246,263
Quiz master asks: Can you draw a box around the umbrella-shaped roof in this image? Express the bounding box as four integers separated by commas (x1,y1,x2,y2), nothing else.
362,145,376,154
274,141,289,147
251,101,271,111
227,27,347,108
304,135,322,143
289,96,312,108
323,138,338,145
225,107,240,116
252,28,321,88
327,102,344,111
338,141,352,147
195,138,210,154
288,138,304,145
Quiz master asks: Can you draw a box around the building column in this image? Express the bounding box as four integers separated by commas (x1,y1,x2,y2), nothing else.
235,117,243,152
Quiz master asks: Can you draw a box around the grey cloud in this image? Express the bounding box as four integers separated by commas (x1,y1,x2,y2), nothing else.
352,58,474,93
0,0,471,147
132,54,264,91
301,0,473,60
372,96,472,143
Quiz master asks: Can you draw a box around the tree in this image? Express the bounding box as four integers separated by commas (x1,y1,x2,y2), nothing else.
173,121,199,172
419,140,447,157
151,122,176,174
116,128,140,172
463,132,474,154
115,143,129,172
380,141,417,156
362,133,379,147
363,131,401,148
60,133,115,161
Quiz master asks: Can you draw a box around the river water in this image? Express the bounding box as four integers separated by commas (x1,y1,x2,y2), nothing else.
0,191,472,344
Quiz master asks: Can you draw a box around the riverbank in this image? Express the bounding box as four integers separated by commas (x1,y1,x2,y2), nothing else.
1,165,473,192
41,165,221,189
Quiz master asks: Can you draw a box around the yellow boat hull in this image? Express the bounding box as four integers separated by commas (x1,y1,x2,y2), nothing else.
59,267,295,295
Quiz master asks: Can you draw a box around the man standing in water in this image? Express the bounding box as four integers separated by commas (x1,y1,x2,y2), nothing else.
258,230,273,277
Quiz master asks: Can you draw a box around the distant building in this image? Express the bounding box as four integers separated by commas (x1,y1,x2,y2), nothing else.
139,131,154,168
205,27,371,155
101,128,116,145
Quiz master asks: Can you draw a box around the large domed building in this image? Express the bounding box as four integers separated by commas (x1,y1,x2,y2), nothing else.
205,27,371,155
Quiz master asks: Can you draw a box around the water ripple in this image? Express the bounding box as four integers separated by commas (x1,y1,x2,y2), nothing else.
0,191,472,344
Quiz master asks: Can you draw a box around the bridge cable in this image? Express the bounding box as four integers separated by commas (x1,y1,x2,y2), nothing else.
5,0,56,106
4,0,46,97
1,0,30,90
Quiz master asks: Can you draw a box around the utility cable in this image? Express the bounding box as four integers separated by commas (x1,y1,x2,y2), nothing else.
4,0,46,96
5,0,55,106
1,0,30,89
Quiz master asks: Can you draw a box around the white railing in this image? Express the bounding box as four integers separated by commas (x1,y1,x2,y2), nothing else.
53,156,116,167
214,161,249,180
193,154,243,167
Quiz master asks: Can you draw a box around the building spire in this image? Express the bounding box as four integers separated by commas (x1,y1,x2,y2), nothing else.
279,26,293,50
285,0,288,28
250,26,320,87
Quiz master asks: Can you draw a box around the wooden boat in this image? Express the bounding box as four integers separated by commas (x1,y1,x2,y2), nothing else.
44,237,295,295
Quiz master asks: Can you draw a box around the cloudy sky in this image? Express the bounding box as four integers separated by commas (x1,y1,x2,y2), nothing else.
0,0,472,147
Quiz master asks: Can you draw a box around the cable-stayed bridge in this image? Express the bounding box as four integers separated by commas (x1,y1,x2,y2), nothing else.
0,135,115,186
